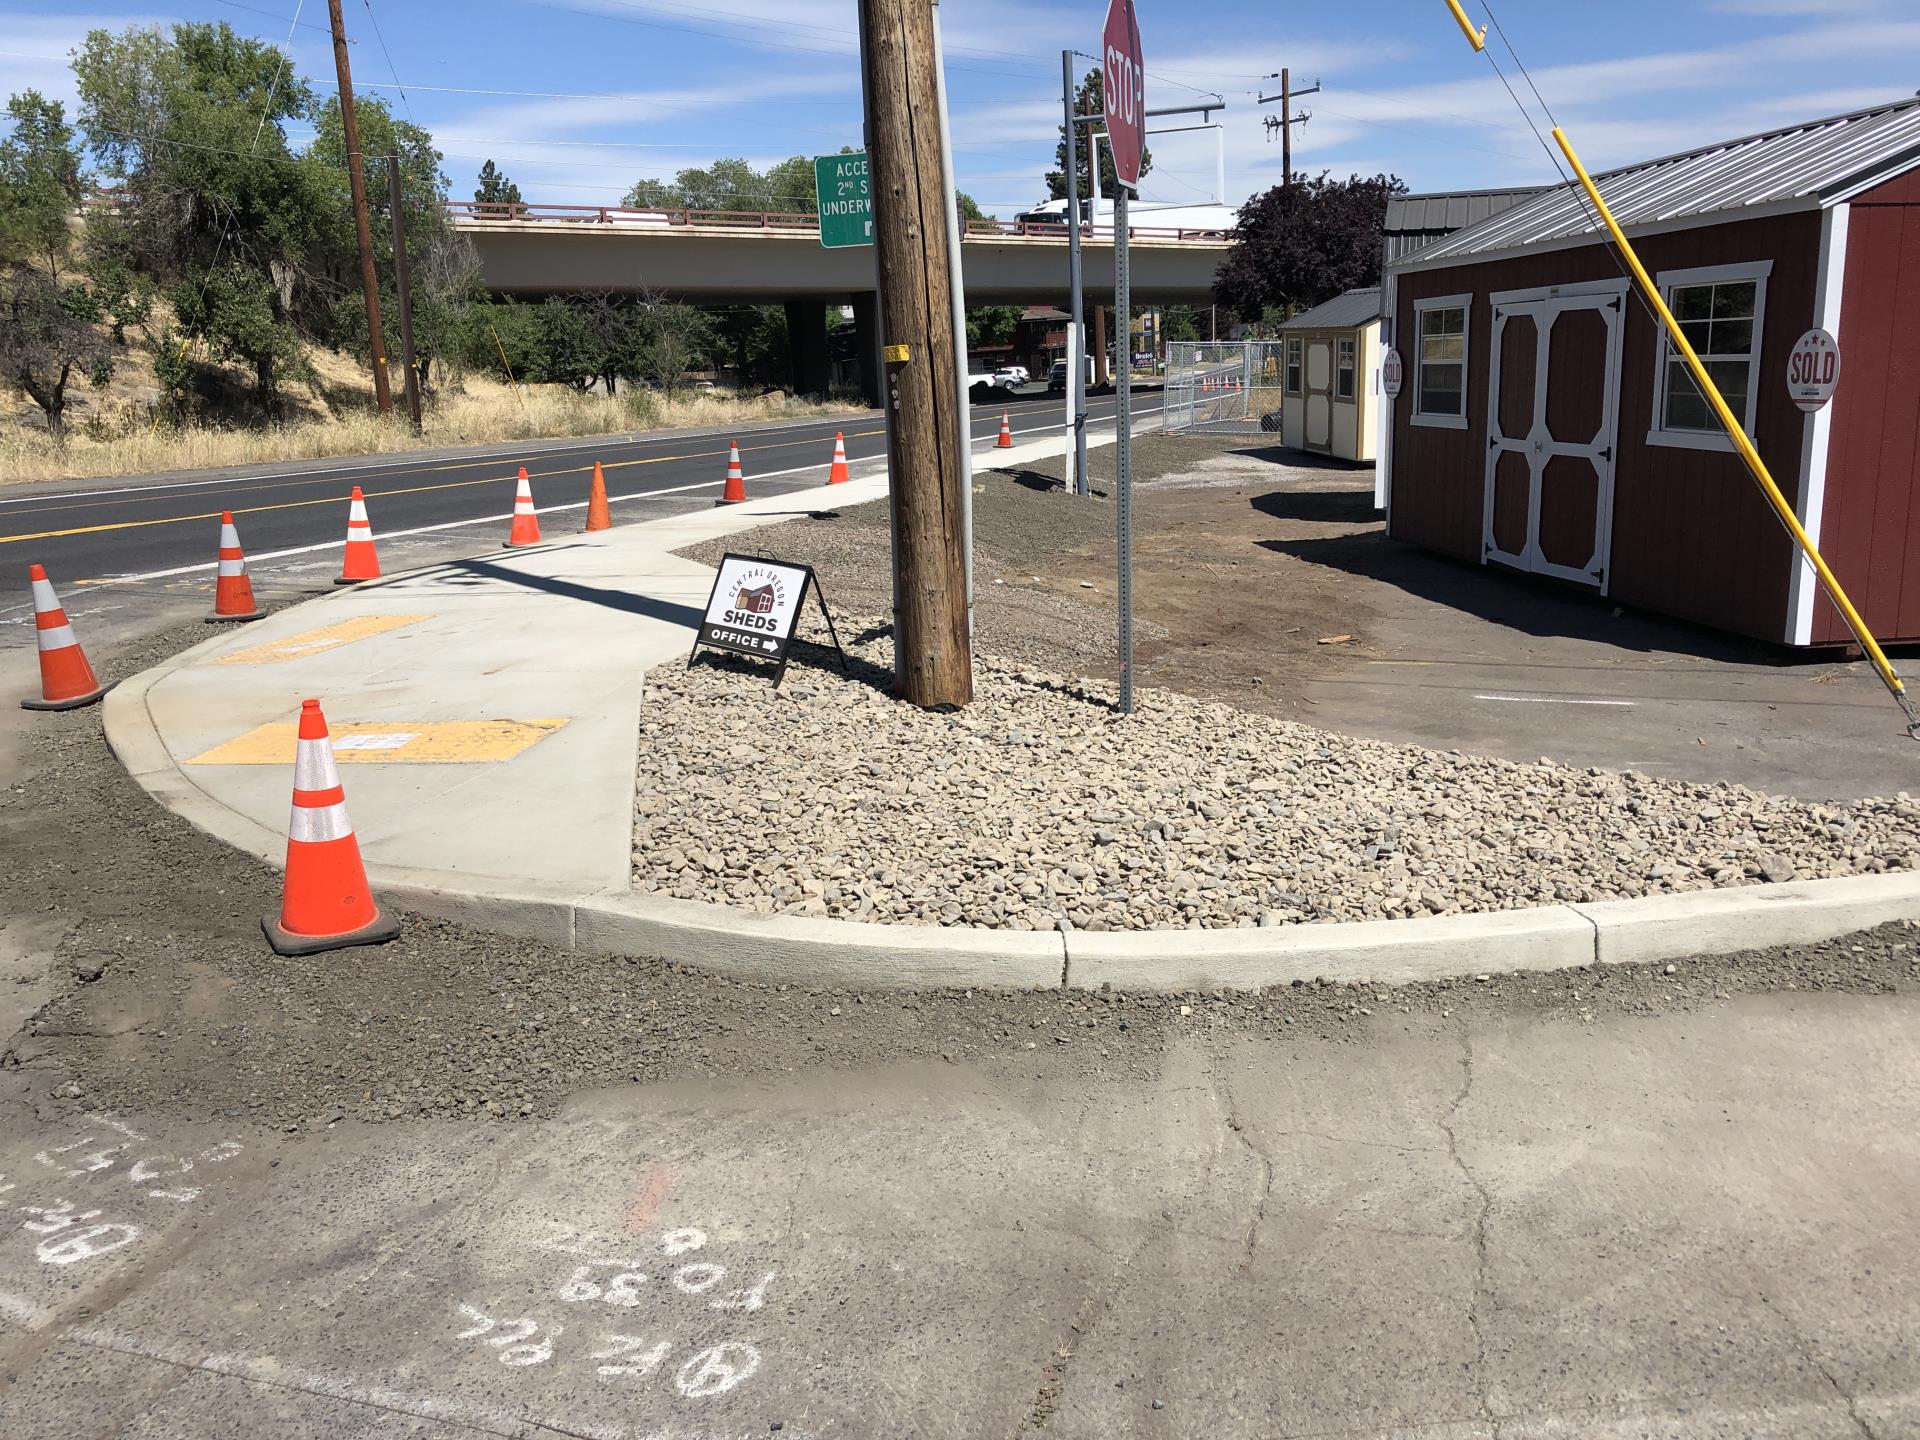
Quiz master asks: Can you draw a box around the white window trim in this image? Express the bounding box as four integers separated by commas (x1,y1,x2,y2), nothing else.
1646,260,1773,453
1284,336,1304,396
1336,336,1357,400
1411,293,1471,431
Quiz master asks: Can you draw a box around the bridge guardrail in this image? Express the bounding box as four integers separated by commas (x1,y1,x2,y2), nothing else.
444,201,1227,241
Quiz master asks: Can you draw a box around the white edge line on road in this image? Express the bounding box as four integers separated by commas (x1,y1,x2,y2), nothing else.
1474,694,1637,706
74,456,884,588
66,404,1162,591
1,395,1161,509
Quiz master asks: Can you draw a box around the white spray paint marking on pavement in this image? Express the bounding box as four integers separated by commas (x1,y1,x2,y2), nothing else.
1474,694,1638,706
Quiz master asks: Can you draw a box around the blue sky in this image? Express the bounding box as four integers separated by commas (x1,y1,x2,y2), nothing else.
5,0,1920,220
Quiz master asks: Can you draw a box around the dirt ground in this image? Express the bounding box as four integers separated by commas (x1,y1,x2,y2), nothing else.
680,435,1914,801
682,434,1375,718
2,616,1917,1132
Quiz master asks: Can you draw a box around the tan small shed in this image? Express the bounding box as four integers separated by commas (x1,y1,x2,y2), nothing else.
1279,287,1383,461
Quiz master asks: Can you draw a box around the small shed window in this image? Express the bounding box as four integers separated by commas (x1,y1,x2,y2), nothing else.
1285,338,1303,394
1413,296,1470,429
1336,337,1356,400
1650,261,1771,450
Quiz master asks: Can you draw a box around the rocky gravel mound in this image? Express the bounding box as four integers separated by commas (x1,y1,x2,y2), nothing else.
633,630,1920,931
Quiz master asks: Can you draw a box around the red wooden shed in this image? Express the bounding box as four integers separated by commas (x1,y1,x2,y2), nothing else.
1381,97,1920,648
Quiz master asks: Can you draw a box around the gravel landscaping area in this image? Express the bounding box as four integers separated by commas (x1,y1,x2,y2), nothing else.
637,629,1920,930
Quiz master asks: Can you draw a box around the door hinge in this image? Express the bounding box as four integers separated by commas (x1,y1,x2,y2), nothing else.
1599,446,1613,461
1608,297,1622,310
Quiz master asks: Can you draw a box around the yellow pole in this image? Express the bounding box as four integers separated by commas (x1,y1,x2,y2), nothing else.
1551,128,1914,729
489,323,527,412
1444,0,1487,52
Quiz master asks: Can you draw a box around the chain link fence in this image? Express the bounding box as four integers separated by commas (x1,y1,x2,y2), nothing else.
1162,341,1287,435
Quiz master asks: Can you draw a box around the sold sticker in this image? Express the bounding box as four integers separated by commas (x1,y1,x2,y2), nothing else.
1786,328,1840,413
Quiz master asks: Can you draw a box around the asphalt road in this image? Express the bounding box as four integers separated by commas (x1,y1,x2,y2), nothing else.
0,389,1160,603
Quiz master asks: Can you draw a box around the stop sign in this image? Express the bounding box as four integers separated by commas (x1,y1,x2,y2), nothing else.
1102,0,1145,190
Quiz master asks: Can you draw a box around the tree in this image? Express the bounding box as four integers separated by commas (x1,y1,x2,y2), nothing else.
473,158,520,216
1213,172,1404,322
0,266,112,440
622,154,820,214
1045,68,1151,201
464,298,543,384
633,297,710,392
73,21,328,409
965,304,1023,350
535,296,600,390
956,191,989,226
311,92,475,392
0,91,84,274
1160,304,1201,344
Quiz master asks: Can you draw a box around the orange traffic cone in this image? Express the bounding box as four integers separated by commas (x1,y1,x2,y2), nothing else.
207,511,263,622
337,487,381,585
506,467,542,547
717,442,746,505
263,698,400,956
827,432,850,485
585,461,612,532
22,564,108,711
996,411,1013,448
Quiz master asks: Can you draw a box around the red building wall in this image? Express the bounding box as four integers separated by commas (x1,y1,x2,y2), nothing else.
1815,178,1920,643
1389,212,1822,642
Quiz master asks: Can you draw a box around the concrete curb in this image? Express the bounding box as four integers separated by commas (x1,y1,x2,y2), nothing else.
96,425,1920,993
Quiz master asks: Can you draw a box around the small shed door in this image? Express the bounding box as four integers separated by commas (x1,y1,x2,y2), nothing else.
1482,285,1625,589
1304,340,1333,452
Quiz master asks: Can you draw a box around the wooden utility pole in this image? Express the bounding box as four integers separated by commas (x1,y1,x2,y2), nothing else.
327,0,392,415
858,0,972,708
385,154,423,433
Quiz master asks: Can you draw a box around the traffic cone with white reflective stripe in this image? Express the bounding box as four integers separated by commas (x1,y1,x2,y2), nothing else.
336,487,381,585
22,564,108,711
717,442,746,505
996,411,1013,448
585,460,612,532
506,466,542,546
828,432,850,485
207,511,263,622
263,698,400,957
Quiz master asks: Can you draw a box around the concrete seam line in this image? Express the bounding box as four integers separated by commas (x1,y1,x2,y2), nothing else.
1058,930,1070,989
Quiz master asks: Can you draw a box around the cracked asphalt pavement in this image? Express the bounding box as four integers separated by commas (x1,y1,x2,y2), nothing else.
3,575,1920,1436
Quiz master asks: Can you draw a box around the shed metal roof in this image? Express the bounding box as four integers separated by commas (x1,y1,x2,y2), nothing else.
1384,188,1545,235
1393,95,1920,270
1279,287,1382,331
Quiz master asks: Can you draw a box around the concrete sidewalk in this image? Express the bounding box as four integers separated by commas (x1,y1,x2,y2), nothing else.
102,426,1115,914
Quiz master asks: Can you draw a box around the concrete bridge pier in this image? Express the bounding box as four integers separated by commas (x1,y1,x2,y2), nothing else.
850,291,883,408
784,301,830,400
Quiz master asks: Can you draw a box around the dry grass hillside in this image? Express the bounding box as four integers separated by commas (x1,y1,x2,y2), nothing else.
4,336,864,486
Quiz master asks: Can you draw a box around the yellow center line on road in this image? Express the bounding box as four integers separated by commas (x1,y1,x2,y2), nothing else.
0,393,1151,547
0,425,891,546
0,394,1113,523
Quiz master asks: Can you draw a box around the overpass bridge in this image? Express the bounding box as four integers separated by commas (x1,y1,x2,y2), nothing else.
448,202,1232,306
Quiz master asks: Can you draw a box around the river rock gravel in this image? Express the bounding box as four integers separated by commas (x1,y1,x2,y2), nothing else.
635,627,1920,930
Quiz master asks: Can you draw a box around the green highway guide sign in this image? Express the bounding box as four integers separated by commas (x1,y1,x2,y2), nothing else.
815,152,872,249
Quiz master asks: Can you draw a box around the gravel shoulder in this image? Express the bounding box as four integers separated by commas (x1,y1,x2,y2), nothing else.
664,449,1915,933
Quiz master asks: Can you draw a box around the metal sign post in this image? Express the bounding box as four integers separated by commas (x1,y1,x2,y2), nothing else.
1062,48,1090,498
1103,0,1144,714
1115,186,1134,714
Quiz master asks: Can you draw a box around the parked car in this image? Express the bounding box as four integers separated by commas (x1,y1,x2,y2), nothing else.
994,365,1030,387
1048,357,1094,393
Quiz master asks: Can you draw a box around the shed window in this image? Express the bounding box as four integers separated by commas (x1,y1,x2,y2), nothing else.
1413,297,1470,429
1650,262,1771,450
1285,338,1303,394
1336,337,1356,400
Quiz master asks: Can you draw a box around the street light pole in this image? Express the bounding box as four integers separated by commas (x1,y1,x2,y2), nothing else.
385,154,423,434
